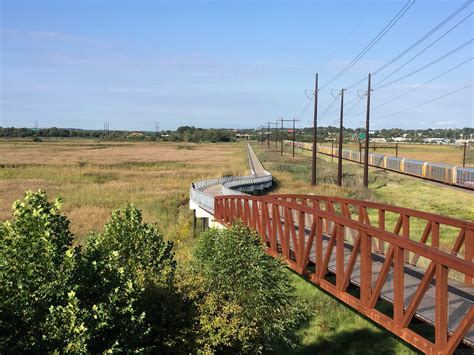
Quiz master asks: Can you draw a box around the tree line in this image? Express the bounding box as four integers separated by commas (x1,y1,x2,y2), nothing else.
0,126,237,143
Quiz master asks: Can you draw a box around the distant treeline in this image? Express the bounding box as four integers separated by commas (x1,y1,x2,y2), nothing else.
1,126,472,143
0,126,236,143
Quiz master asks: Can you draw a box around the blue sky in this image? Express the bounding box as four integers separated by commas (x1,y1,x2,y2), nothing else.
1,0,472,131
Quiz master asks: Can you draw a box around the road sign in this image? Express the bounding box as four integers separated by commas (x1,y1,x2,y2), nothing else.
359,133,366,140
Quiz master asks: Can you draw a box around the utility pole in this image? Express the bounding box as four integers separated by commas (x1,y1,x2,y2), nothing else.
275,119,279,148
292,117,300,158
463,142,467,167
363,73,371,188
337,89,345,187
265,122,270,148
278,118,293,156
268,122,278,149
280,118,284,155
311,73,319,186
331,138,334,162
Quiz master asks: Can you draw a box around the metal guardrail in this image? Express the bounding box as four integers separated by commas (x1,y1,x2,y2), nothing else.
190,144,272,214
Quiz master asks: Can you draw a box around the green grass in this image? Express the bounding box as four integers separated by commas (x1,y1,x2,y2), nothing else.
275,272,418,354
251,142,473,354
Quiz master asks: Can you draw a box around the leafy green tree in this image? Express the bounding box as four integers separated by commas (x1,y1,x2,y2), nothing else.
0,191,193,353
74,206,189,353
191,222,309,354
0,191,78,352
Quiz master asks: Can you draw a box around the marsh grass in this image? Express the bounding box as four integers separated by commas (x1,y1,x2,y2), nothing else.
0,140,247,258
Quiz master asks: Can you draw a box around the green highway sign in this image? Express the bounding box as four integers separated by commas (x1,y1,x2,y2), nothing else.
359,133,366,139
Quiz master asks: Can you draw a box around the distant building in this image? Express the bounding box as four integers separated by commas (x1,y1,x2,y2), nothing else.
392,137,408,142
236,133,251,140
422,138,449,144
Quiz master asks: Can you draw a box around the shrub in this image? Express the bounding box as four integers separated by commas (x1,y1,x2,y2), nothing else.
0,191,191,353
0,191,78,352
191,222,309,353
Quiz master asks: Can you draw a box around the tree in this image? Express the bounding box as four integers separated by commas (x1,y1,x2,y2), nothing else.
0,191,192,353
190,222,309,354
0,191,78,352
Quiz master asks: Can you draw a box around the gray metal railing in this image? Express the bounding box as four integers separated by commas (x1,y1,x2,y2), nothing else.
190,144,272,214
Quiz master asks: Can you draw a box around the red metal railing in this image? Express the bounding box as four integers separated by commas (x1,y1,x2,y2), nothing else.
267,194,473,286
214,195,474,354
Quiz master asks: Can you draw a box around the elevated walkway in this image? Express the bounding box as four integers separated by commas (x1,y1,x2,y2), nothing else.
189,143,473,354
189,144,272,227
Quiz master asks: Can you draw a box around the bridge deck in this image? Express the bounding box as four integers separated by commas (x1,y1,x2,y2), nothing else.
202,144,268,197
279,230,474,346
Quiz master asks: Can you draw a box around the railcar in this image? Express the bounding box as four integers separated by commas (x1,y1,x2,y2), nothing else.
403,159,425,177
282,140,473,189
370,154,385,167
386,157,404,171
350,151,360,162
425,162,453,184
454,167,474,188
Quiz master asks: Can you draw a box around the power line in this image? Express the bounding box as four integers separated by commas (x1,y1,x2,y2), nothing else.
321,0,415,89
319,95,360,120
374,39,473,90
348,56,473,117
374,12,473,88
372,83,473,121
373,0,472,76
297,97,314,119
318,96,339,119
345,0,472,89
372,57,473,111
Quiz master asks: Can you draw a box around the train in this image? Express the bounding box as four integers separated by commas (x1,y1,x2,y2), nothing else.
284,140,474,189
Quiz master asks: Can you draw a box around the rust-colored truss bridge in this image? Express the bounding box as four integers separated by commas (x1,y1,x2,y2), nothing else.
214,194,473,354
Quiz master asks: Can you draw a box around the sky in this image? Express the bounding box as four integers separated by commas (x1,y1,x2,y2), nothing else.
1,0,473,131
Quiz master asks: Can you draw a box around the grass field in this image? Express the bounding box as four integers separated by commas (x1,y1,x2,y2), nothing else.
318,142,473,167
0,139,247,258
1,139,472,354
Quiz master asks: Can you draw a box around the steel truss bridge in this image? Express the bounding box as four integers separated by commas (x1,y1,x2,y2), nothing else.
189,144,473,354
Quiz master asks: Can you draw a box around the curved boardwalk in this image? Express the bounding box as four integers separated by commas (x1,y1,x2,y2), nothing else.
190,144,473,354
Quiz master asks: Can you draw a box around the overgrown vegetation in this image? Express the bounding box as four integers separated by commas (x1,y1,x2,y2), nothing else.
0,191,189,353
189,222,309,353
0,191,307,353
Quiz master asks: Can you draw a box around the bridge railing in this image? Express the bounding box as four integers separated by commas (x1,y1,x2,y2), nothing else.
214,194,474,354
266,194,473,285
189,144,272,214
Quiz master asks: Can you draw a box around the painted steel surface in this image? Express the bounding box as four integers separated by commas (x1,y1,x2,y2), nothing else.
214,194,474,354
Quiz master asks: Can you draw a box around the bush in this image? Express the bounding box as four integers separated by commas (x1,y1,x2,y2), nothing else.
191,222,309,353
0,191,77,352
0,191,191,353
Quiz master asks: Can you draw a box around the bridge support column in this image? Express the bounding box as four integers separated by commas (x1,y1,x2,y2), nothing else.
192,210,197,231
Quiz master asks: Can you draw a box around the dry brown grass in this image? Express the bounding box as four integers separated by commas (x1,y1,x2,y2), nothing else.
0,140,248,242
